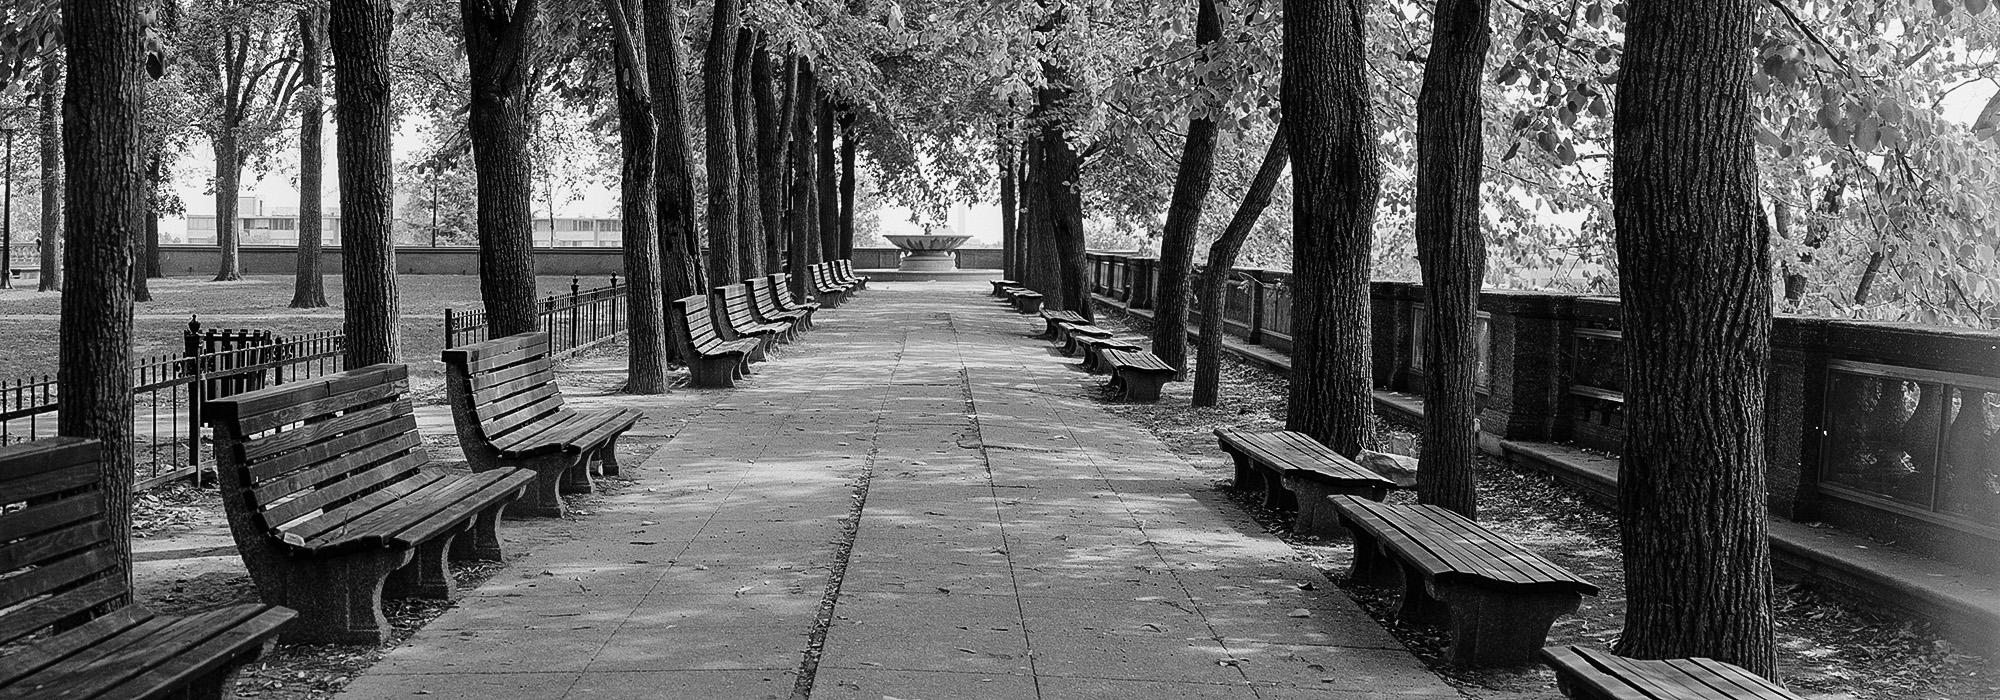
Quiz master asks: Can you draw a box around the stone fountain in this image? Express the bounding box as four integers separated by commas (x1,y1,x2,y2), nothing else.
884,233,973,272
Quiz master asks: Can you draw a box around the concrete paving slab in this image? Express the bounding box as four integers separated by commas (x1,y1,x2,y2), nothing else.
563,670,797,699
812,669,1039,700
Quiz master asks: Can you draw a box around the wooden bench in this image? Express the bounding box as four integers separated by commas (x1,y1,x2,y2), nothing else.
714,283,796,350
1055,322,1116,349
1099,348,1176,401
991,279,1021,296
1329,495,1599,667
767,272,822,321
442,332,645,518
0,438,296,699
673,293,762,388
1038,309,1088,338
205,364,538,644
1215,429,1398,537
1076,336,1144,372
832,259,869,290
748,275,813,330
1004,288,1045,314
806,263,853,307
1542,646,1803,700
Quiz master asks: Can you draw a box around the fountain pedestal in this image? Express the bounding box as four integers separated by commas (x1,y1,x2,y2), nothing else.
885,234,973,272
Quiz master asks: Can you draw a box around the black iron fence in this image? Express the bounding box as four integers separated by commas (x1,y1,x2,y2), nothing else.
444,276,627,358
0,319,345,490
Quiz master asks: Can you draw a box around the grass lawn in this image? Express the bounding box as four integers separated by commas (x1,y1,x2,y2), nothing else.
0,274,607,381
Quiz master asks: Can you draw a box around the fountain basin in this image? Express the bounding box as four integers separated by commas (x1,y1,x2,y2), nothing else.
884,234,974,272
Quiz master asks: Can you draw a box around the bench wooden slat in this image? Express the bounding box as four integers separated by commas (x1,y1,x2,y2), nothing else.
0,605,149,686
0,437,94,482
0,546,120,611
249,429,425,506
0,577,127,650
0,496,101,545
93,605,294,700
3,616,180,697
0,519,111,576
240,401,413,464
1401,504,1589,588
466,356,555,396
24,604,265,699
476,383,565,437
206,363,409,430
304,469,527,551
262,451,431,533
274,464,447,548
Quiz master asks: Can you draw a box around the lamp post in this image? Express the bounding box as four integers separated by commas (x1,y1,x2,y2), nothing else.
1,126,13,290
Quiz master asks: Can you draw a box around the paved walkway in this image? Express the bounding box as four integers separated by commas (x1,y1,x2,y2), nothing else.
337,281,1457,700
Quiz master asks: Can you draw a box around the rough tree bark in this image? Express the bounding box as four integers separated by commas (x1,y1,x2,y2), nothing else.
1412,0,1490,518
998,132,1017,280
1021,137,1059,296
701,0,741,285
731,28,763,277
39,61,62,292
1281,0,1378,457
1149,0,1224,378
136,152,160,302
1025,26,1090,318
838,108,856,259
787,62,819,302
462,0,541,337
603,0,669,393
290,6,329,309
59,0,145,587
816,100,839,262
1612,0,1777,676
644,0,705,312
330,0,401,366
1193,127,1287,407
753,45,794,275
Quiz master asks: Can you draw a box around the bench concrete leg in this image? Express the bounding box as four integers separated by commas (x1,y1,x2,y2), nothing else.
1432,582,1582,668
1283,480,1387,539
559,456,595,495
506,456,573,519
386,534,458,600
267,548,413,645
1395,564,1448,626
1262,468,1293,510
1017,298,1044,314
689,358,739,388
450,503,508,563
1344,529,1400,588
1119,371,1169,402
1226,449,1262,493
594,441,622,477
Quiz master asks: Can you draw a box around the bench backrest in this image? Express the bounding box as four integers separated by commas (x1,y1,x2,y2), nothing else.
808,263,834,289
712,284,762,333
769,273,804,307
831,259,852,280
749,276,788,317
0,438,127,647
205,364,431,540
672,294,729,353
441,332,565,448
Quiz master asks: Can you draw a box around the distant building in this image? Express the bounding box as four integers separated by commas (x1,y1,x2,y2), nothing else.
185,196,626,247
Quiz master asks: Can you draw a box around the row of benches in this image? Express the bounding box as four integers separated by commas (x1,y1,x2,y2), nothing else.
990,281,1181,402
1213,428,1801,698
674,262,867,388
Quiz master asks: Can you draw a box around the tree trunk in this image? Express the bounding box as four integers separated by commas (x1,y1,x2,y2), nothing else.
213,127,242,282
1411,0,1490,518
1193,127,1288,407
462,0,541,337
838,109,856,259
1282,0,1379,457
731,28,763,277
59,0,145,592
291,6,329,309
998,133,1017,280
39,61,63,292
701,0,741,285
816,99,839,262
1150,0,1224,379
753,45,793,276
787,62,818,302
135,210,154,301
1612,0,1777,675
603,0,668,393
644,0,705,313
1021,137,1059,296
330,0,401,367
